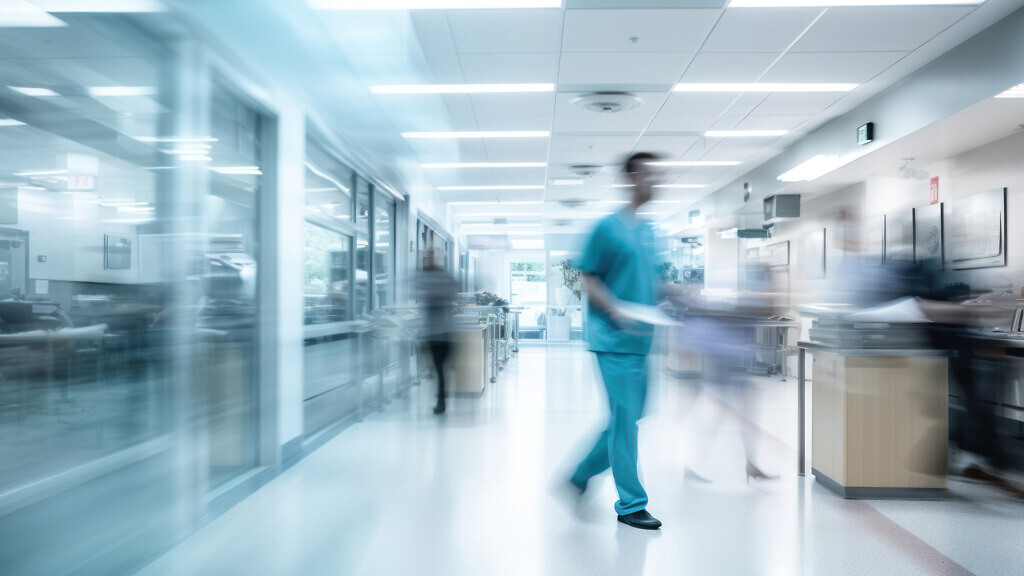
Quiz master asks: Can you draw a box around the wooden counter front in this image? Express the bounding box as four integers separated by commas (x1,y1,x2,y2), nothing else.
810,349,948,498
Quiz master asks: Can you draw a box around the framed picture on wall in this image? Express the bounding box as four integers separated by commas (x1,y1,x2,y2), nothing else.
800,229,826,279
946,188,1007,270
104,234,131,270
885,209,915,263
764,241,790,268
914,203,943,264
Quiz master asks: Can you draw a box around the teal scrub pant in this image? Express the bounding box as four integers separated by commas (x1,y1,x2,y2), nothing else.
571,352,649,515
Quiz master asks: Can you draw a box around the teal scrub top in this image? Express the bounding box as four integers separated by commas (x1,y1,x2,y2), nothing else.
577,209,659,355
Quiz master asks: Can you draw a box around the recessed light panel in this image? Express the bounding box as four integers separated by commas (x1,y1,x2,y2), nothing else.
675,83,856,92
730,0,981,6
311,0,561,9
0,2,66,27
438,185,544,191
8,86,59,97
995,83,1024,98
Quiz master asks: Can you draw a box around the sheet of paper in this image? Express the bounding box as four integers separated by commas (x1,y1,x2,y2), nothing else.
845,297,932,324
616,302,683,326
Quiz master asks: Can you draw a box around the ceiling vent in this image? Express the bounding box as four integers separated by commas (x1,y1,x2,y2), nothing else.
549,219,573,227
492,217,508,225
572,92,643,114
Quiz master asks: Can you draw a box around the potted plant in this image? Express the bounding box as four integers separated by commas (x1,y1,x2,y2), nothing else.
548,259,582,342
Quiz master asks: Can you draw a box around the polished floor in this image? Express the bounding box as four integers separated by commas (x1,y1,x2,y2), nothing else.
136,345,1024,576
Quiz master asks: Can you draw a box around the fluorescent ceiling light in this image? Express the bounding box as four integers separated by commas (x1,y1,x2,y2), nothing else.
424,162,546,169
211,166,263,175
311,0,561,9
0,1,66,27
777,154,844,182
611,184,635,188
438,185,544,191
136,136,218,143
179,155,212,162
8,86,59,97
14,169,67,177
403,131,549,139
373,83,553,94
995,82,1024,98
88,86,157,97
552,179,583,186
654,184,705,189
449,201,543,205
705,130,788,138
675,83,856,92
0,119,25,127
648,161,741,167
31,1,165,11
160,146,212,155
729,0,982,6
459,213,543,218
463,222,542,227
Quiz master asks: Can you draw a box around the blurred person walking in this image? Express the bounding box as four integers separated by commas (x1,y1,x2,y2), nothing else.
419,250,457,415
565,152,664,530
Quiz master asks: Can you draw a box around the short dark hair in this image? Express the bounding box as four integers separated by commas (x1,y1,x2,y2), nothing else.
624,152,660,174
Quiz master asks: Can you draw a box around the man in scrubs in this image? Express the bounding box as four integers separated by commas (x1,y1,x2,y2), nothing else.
568,152,663,530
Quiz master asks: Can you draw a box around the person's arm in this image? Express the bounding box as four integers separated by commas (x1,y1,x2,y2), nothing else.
583,273,633,328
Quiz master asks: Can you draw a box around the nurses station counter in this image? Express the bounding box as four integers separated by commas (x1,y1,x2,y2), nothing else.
798,341,949,498
795,303,951,498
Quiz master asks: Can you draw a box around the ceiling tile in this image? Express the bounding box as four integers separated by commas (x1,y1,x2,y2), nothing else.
791,7,974,53
699,139,779,161
448,10,563,54
558,52,692,84
647,92,737,131
470,93,554,117
680,52,779,83
483,138,550,162
554,113,652,133
562,9,720,53
760,51,907,83
752,92,845,115
635,135,699,156
459,52,558,83
736,114,812,131
550,135,637,151
476,115,553,131
726,92,770,116
701,8,823,53
548,149,625,165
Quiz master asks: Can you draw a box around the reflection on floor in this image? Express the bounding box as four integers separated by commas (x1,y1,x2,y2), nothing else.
135,345,1024,576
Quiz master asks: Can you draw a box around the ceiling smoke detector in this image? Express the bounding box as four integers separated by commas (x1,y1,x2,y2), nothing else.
572,92,643,114
569,164,605,177
558,198,591,209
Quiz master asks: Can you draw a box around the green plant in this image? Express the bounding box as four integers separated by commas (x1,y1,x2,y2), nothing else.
553,258,583,315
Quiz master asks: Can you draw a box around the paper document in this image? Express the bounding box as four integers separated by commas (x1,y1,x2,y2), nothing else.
845,297,932,324
616,302,683,326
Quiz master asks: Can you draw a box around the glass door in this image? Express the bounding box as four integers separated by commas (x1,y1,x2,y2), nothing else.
509,252,546,340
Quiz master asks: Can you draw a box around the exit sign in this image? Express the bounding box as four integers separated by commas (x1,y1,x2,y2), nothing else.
857,122,874,145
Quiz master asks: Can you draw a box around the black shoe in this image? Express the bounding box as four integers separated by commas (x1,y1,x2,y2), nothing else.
433,402,445,414
617,510,662,530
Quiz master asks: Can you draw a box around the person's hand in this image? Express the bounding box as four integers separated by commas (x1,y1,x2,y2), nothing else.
608,305,642,333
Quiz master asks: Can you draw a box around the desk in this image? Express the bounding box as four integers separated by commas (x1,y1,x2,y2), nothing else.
797,341,949,498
